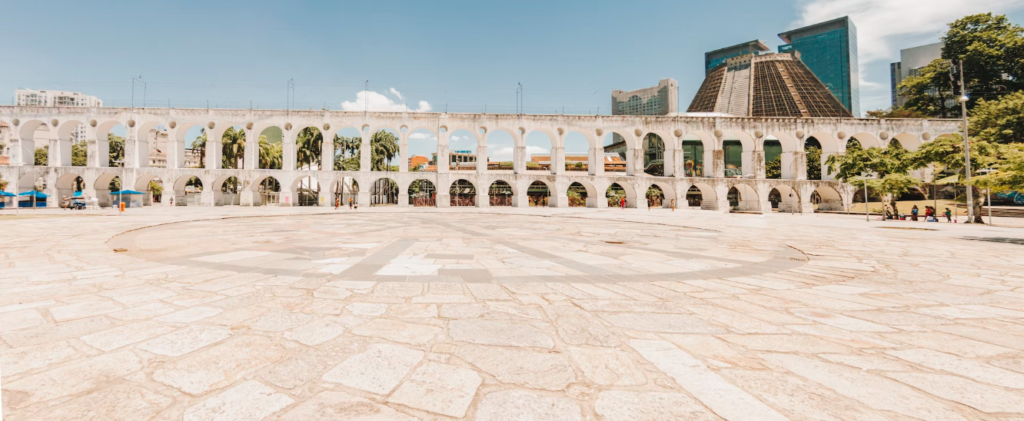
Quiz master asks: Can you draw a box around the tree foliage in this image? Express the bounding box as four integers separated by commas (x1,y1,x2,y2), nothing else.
943,13,1024,100
895,59,957,118
806,147,821,180
108,133,125,167
866,108,928,119
72,142,87,166
970,90,1024,145
971,144,1024,193
765,155,781,179
35,147,47,165
370,130,399,171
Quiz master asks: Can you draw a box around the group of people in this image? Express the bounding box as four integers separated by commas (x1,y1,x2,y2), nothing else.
885,204,953,222
335,197,357,210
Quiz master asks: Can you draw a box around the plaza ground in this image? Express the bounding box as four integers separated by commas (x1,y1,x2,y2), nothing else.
2,206,1024,420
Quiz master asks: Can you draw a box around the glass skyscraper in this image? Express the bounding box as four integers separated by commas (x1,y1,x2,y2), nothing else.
704,40,770,76
778,17,859,116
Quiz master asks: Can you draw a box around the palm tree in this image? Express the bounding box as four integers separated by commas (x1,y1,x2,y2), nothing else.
192,129,207,168
370,130,399,171
296,128,323,170
221,127,246,170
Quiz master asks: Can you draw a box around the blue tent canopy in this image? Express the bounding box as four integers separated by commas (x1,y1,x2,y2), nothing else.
111,190,146,195
73,191,84,197
0,191,15,197
19,191,49,198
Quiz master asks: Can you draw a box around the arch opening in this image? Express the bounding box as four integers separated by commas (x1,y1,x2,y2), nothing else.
606,182,637,208
568,182,588,207
296,126,323,170
333,127,361,171
724,139,743,177
769,185,800,213
764,137,782,179
221,126,246,169
257,126,284,170
408,179,436,207
371,128,400,171
371,178,399,206
602,132,629,173
331,178,358,207
728,184,760,212
645,184,665,208
805,137,822,180
293,176,320,206
485,130,515,172
814,185,845,212
450,179,476,206
564,132,589,172
682,135,705,177
643,133,666,176
448,130,478,172
407,129,437,172
489,180,513,206
524,131,553,173
527,180,550,207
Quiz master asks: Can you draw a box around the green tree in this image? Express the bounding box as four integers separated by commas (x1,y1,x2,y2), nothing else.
71,142,87,166
259,135,283,170
296,128,323,170
826,144,919,215
191,130,207,168
971,144,1024,193
910,134,999,222
221,127,245,169
866,108,929,119
765,155,781,179
969,90,1024,145
806,147,821,180
34,147,47,165
943,13,1024,102
370,130,399,171
896,59,957,118
107,133,125,167
334,135,361,171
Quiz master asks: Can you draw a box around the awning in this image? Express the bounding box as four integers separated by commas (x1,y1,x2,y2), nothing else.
19,191,49,198
0,191,14,197
110,190,146,195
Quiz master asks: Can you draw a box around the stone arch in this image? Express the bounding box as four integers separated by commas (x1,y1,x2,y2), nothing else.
212,174,243,206
406,128,438,172
55,119,88,167
640,131,668,176
408,178,437,207
606,181,638,208
524,130,554,172
567,181,596,208
370,177,399,206
769,184,800,213
54,173,85,204
646,182,677,209
681,133,709,177
488,180,514,206
333,126,361,171
171,174,204,206
250,175,282,206
892,132,922,150
728,183,760,212
448,130,478,172
688,182,718,209
291,175,321,206
813,184,845,211
526,180,551,207
134,173,163,206
369,127,401,172
601,130,632,173
765,131,800,153
564,131,590,172
848,132,883,149
449,178,476,206
293,125,324,170
485,129,517,172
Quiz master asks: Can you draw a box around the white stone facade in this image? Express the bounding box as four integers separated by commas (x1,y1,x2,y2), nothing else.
0,106,959,212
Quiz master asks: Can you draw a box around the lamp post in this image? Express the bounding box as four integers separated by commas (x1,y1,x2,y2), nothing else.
957,61,974,223
113,159,124,215
861,172,875,222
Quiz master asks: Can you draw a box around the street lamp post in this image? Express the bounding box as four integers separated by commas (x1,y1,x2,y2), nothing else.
957,60,974,223
861,172,875,222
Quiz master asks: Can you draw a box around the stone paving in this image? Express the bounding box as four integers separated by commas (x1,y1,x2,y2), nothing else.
2,206,1024,420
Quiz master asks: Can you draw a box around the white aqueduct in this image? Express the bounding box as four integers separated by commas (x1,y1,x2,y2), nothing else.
0,106,960,213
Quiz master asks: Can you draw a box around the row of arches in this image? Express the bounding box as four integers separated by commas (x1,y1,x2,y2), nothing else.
4,115,940,183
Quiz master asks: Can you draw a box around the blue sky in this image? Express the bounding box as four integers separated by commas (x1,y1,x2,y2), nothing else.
5,0,1023,158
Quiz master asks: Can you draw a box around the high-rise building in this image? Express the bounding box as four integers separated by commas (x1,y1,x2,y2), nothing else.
15,89,103,143
890,42,943,107
611,79,678,116
778,16,859,116
704,40,770,76
688,52,851,118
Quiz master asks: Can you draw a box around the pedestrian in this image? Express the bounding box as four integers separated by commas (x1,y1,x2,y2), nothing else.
621,198,627,209
925,206,934,222
349,197,353,209
911,205,919,221
884,205,893,220
61,195,69,210
335,196,340,210
944,207,952,223
671,199,675,211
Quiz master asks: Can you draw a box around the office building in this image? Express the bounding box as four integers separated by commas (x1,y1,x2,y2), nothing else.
688,52,851,118
778,16,859,116
705,40,770,75
890,42,943,107
611,79,678,116
15,89,103,143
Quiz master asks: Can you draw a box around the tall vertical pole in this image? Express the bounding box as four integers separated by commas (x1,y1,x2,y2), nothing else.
959,60,974,223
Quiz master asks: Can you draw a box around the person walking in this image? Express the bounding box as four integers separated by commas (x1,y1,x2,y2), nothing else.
621,198,627,210
348,197,353,209
911,205,919,221
944,207,952,223
335,196,340,210
671,199,675,211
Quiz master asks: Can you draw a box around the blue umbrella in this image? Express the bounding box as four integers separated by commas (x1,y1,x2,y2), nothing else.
111,190,146,195
19,191,49,198
73,191,84,197
0,191,14,197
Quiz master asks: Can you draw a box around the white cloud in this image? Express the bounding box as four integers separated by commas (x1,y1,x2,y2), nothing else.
340,91,431,112
388,88,403,101
408,132,434,140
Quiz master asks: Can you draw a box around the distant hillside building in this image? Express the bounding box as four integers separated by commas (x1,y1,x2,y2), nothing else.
611,79,678,116
688,51,851,118
890,42,943,107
